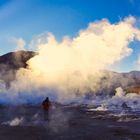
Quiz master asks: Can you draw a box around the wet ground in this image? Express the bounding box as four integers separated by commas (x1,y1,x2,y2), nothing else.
0,105,139,140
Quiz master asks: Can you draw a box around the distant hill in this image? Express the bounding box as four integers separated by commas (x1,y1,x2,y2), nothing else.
98,70,140,95
0,50,36,70
126,85,140,94
0,50,37,87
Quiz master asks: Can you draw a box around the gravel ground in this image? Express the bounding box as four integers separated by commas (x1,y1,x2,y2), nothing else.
0,105,139,140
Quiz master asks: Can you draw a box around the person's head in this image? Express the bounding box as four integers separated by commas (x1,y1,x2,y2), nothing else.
45,97,49,101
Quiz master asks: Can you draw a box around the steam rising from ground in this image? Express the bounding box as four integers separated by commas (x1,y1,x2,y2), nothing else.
3,117,24,126
1,16,140,104
89,87,140,112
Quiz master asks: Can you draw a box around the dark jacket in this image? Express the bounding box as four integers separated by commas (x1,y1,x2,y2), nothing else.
42,97,51,111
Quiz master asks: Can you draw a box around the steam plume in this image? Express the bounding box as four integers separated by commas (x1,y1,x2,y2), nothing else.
1,16,140,104
27,16,140,99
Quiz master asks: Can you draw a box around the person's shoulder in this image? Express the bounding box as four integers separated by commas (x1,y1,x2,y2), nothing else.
42,100,46,105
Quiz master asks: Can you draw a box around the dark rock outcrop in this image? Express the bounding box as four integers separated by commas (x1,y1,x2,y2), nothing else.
0,50,37,88
0,50,36,70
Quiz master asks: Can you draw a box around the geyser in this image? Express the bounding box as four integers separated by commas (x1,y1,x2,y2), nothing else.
0,16,140,104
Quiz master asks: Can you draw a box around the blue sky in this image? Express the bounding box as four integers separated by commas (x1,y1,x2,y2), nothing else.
0,0,140,72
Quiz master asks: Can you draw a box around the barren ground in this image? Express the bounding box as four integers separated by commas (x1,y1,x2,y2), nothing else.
0,105,139,140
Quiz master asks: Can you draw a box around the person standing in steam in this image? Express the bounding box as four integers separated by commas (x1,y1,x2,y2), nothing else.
42,97,51,121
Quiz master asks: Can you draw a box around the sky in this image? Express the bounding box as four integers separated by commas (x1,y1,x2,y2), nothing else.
0,0,140,72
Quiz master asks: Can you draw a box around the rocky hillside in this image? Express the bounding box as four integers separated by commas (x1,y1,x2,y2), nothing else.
125,85,140,94
98,70,140,95
0,50,36,70
0,50,37,87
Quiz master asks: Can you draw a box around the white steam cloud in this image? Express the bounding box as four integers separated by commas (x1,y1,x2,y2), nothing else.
3,117,24,126
27,16,140,98
11,37,26,51
1,16,140,104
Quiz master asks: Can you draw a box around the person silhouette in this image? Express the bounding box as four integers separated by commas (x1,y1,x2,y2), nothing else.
42,97,51,121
